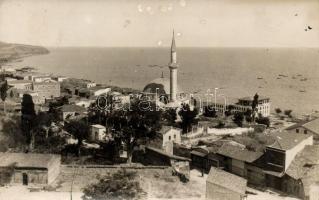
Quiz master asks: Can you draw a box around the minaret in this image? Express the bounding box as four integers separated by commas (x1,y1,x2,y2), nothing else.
169,30,178,102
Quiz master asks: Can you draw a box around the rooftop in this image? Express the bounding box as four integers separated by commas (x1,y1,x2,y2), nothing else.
286,145,319,196
217,142,263,163
266,131,312,151
159,126,182,135
91,124,106,129
238,96,270,101
0,153,60,169
60,104,86,112
207,167,247,195
7,80,32,84
33,80,59,85
286,118,319,135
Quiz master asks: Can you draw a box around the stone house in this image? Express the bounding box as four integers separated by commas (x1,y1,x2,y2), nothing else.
90,124,107,142
286,118,319,142
59,104,87,120
206,167,247,200
0,153,61,186
263,131,313,190
283,145,319,200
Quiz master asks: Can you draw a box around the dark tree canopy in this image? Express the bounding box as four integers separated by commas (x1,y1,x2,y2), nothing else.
107,99,162,163
21,94,36,144
82,169,144,200
233,112,244,127
162,108,177,125
0,80,8,102
203,105,217,118
64,119,89,146
21,94,36,116
252,93,259,111
178,103,198,133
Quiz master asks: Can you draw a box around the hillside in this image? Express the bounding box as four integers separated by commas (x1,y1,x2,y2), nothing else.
0,41,49,63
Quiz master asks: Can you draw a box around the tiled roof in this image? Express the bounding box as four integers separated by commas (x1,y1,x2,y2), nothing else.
238,96,270,101
285,121,308,130
286,118,319,135
7,80,32,84
286,145,319,196
91,124,106,129
207,167,247,195
60,104,86,112
302,118,319,135
158,126,181,135
286,145,319,179
146,146,191,161
0,153,60,169
267,131,312,150
217,142,263,163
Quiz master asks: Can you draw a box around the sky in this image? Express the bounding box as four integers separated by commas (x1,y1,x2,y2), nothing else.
0,0,319,47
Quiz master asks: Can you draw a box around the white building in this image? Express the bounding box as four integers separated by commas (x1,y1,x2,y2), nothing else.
53,76,68,82
159,126,182,148
92,87,111,96
32,75,52,83
7,80,33,90
90,124,107,142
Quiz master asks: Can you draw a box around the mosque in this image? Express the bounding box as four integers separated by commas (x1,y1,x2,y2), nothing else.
143,31,189,108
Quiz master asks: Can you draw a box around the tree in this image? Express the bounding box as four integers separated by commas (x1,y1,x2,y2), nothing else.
178,103,198,133
225,105,235,117
203,105,217,118
64,119,89,156
275,108,282,114
82,169,144,200
284,109,293,117
233,112,244,127
251,93,259,122
9,90,14,98
162,108,177,125
256,116,270,127
21,94,36,146
244,109,253,123
107,99,162,163
0,80,8,113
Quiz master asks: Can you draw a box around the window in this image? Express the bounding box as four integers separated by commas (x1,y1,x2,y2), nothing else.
168,136,171,141
174,134,176,139
304,130,308,134
296,129,299,133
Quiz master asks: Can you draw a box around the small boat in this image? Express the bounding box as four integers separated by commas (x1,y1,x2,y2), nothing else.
277,77,281,79
299,90,306,93
278,74,288,77
300,78,308,81
257,77,263,80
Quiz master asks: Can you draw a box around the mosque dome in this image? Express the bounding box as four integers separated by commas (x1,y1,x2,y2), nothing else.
143,77,182,95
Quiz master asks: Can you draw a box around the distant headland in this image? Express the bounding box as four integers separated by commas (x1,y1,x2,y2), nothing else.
0,41,49,64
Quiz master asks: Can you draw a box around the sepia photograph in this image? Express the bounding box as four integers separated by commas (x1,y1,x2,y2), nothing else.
0,0,319,199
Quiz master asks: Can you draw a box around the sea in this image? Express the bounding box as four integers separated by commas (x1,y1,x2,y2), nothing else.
8,47,319,116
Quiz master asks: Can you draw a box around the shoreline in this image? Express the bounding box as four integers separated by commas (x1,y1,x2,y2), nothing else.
5,49,317,119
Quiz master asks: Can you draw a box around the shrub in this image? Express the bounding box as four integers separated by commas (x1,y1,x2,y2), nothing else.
284,110,293,117
82,169,144,200
275,108,282,114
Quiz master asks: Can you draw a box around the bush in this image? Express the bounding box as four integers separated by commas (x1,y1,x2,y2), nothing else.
275,108,282,114
256,117,270,127
284,110,292,117
233,112,244,127
82,169,144,200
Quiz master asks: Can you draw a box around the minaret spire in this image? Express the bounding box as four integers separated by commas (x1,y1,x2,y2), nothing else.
169,30,178,102
170,30,177,65
171,30,176,53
